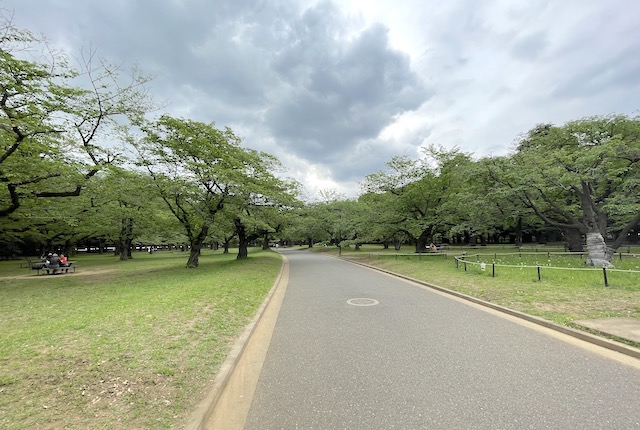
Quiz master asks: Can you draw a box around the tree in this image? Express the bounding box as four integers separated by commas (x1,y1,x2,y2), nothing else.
283,203,331,247
84,167,171,260
470,156,549,246
499,116,640,265
137,115,296,267
227,154,300,259
361,148,468,252
0,14,155,220
0,17,83,218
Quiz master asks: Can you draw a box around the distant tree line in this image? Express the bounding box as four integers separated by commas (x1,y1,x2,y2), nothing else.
283,116,640,267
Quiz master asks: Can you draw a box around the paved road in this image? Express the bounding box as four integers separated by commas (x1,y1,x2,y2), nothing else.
244,250,640,429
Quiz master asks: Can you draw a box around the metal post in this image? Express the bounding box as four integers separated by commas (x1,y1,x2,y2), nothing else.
603,267,609,287
464,261,467,272
537,265,541,281
492,263,495,277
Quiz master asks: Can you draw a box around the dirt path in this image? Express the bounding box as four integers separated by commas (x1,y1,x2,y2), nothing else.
0,268,115,280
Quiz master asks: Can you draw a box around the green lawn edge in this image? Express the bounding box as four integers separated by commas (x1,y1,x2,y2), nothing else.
0,249,282,430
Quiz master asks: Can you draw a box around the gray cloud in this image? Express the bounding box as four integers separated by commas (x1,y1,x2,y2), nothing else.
4,0,640,198
265,4,430,166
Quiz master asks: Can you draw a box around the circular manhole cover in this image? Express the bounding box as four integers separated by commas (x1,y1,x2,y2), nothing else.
346,298,379,307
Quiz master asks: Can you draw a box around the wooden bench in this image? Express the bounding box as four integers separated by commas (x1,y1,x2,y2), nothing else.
28,259,77,275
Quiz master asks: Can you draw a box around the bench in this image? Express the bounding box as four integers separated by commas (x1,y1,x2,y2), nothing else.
28,259,77,275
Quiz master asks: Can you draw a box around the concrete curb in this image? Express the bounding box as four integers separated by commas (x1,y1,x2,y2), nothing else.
345,258,640,361
184,257,287,430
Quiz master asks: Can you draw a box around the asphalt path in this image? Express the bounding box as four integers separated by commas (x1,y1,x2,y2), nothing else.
243,250,640,429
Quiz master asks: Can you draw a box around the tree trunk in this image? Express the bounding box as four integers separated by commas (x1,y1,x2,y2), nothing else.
223,239,230,254
262,232,270,250
575,180,608,266
118,218,134,261
585,231,613,267
480,234,487,246
62,239,74,258
235,218,249,259
186,225,209,268
307,237,313,248
415,230,429,253
514,217,523,247
186,244,202,267
606,211,640,256
563,227,584,252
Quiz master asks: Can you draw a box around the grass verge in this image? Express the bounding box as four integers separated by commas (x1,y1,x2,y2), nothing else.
0,249,281,430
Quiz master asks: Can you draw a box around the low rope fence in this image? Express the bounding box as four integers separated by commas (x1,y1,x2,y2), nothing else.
366,250,640,288
454,253,640,287
368,252,449,261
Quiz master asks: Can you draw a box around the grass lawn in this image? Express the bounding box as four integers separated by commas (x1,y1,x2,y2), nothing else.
314,244,640,346
0,249,282,430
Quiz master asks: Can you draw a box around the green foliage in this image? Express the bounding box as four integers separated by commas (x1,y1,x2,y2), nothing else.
137,115,299,265
0,14,156,257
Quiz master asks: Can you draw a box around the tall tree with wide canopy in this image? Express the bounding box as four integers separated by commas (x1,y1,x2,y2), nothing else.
137,115,292,267
495,115,640,265
226,152,300,259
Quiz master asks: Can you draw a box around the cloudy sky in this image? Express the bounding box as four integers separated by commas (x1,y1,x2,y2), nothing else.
4,0,640,198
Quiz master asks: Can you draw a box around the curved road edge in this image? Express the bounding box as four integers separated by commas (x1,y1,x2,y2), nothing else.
185,254,290,430
186,250,639,430
345,257,640,361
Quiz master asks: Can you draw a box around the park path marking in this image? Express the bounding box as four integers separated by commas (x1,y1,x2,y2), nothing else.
347,297,379,306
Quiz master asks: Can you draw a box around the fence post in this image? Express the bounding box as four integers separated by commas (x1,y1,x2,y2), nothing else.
619,252,622,261
464,261,467,272
455,258,459,268
492,263,495,278
537,265,541,281
603,267,609,287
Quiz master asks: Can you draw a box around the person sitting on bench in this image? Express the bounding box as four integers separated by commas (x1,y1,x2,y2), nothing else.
47,253,61,274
